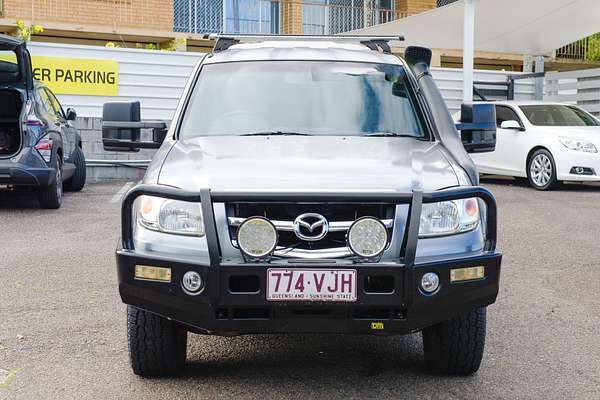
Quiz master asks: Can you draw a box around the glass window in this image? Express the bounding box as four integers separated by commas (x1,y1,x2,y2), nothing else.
179,61,427,139
36,88,55,116
495,105,521,127
520,105,600,127
44,88,65,118
0,50,19,82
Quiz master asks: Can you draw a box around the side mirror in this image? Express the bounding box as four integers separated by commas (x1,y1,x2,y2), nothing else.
456,103,497,153
66,108,77,121
102,101,167,152
500,120,523,131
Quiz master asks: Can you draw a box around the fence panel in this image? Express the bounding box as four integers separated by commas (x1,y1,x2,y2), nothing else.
545,68,600,116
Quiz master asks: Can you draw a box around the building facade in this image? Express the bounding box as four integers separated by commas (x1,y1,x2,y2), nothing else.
0,0,597,71
1,0,173,32
173,0,434,35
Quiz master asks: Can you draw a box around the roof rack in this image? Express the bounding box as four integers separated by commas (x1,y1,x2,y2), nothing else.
202,34,404,54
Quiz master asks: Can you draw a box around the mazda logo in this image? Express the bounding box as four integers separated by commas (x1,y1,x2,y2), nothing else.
293,213,329,241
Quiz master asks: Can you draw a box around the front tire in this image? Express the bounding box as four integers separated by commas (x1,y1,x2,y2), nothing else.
527,149,558,190
64,147,86,192
127,306,187,377
422,307,487,375
38,157,62,209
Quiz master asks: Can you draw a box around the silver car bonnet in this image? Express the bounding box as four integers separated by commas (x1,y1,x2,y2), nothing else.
156,136,459,192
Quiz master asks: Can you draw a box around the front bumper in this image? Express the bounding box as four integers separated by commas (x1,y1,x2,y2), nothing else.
115,184,502,336
555,149,600,182
117,249,501,335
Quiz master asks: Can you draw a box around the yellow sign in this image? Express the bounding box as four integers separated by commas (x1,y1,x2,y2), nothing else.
31,56,119,96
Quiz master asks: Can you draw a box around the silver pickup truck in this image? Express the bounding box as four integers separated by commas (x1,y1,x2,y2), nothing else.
102,35,501,377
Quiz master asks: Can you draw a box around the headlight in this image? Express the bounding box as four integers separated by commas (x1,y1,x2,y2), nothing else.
559,137,597,153
134,195,204,236
419,198,479,238
347,217,388,258
237,217,278,258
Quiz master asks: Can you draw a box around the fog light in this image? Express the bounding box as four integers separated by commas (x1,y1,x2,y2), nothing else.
421,272,439,293
450,266,485,282
134,265,171,282
182,271,204,294
570,166,595,176
237,217,278,259
347,217,388,258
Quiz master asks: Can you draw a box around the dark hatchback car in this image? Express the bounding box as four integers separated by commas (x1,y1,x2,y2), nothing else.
0,35,86,208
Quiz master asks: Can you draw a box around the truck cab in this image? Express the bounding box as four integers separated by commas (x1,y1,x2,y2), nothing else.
103,35,501,377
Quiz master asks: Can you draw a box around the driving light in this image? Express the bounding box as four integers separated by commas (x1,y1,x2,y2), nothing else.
134,265,171,282
135,195,204,236
421,272,439,293
559,137,597,153
347,217,388,258
450,266,485,282
419,198,479,237
182,271,204,293
237,217,278,258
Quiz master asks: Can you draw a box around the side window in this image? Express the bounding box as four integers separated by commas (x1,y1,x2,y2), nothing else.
36,88,55,117
44,88,65,119
495,106,521,128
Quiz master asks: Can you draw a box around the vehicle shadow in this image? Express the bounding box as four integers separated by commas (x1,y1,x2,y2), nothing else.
177,333,441,391
0,188,42,209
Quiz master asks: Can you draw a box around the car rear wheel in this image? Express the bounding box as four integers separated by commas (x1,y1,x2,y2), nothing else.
38,157,62,209
422,307,486,375
127,306,187,377
527,149,559,190
64,146,86,192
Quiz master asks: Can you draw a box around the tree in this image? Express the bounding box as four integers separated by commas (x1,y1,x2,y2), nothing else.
587,33,600,61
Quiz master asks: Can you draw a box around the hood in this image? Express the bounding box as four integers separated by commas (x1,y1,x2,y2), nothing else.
540,126,600,145
157,136,460,193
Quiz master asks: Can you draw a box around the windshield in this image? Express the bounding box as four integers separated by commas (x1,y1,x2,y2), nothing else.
520,105,600,127
179,61,427,138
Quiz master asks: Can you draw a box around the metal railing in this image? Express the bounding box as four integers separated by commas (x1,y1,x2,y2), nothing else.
174,0,407,35
556,37,590,60
556,34,600,61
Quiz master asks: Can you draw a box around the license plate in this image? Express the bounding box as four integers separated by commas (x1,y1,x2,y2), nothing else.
267,269,357,302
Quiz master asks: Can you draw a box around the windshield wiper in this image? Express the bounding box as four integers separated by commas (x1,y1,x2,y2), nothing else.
241,131,312,136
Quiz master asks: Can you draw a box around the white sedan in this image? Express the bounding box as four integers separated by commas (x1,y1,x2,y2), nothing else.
463,101,600,190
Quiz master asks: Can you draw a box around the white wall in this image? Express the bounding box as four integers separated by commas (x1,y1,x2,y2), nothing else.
432,67,537,114
545,68,600,116
27,42,536,119
27,42,203,119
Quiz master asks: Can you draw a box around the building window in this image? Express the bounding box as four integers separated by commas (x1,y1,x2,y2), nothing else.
303,0,396,35
437,0,458,6
174,0,224,33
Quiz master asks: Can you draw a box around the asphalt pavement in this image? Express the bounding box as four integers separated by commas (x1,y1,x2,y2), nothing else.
1,179,599,399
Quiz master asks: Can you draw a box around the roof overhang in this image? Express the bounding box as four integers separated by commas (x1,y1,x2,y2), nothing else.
352,0,600,56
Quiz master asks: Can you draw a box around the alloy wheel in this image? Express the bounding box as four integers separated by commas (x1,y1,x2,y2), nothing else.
530,154,552,187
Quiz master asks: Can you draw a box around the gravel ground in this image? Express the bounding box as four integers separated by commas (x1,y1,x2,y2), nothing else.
1,179,599,400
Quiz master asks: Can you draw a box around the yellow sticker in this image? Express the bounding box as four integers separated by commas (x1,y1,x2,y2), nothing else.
371,322,385,330
0,54,119,96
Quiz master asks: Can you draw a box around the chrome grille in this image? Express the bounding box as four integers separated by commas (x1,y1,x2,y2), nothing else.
226,202,394,259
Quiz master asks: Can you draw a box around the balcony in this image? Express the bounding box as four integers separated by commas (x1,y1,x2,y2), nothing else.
555,34,600,62
173,0,407,35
